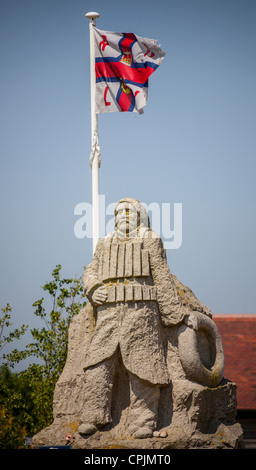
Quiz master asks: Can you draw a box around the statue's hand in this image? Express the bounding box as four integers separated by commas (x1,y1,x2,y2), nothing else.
184,313,198,330
91,285,108,306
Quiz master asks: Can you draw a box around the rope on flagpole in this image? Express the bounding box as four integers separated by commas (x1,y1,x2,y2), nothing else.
89,132,101,169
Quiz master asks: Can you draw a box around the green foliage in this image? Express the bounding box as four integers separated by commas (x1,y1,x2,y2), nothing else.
0,265,86,448
25,264,87,381
0,364,58,448
0,365,28,448
0,303,28,366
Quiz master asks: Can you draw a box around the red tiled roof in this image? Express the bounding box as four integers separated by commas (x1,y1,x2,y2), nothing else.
213,314,256,410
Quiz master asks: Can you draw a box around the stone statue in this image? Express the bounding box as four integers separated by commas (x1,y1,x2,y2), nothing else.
32,198,243,449
79,197,201,438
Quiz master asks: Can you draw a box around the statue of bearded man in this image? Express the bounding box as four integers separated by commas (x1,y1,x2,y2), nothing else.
78,198,196,439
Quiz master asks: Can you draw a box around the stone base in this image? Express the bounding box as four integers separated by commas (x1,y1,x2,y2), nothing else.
31,301,244,450
32,379,244,449
32,420,243,449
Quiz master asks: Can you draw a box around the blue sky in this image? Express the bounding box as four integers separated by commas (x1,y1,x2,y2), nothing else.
1,0,256,351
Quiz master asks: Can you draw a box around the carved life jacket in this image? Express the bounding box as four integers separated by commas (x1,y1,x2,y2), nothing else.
98,239,157,303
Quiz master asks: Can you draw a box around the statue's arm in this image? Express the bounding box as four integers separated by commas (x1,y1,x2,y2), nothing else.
83,240,107,306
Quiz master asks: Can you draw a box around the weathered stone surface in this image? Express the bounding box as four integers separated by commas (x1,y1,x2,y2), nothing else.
32,298,243,449
32,198,243,449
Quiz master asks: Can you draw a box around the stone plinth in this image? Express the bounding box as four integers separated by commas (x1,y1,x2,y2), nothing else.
32,303,243,449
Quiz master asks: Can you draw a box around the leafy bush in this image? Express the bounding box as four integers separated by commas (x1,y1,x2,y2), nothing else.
0,265,86,448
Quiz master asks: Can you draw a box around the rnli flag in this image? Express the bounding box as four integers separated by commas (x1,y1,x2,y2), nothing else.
94,27,165,114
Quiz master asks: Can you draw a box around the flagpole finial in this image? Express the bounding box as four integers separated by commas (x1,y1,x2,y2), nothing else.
85,12,100,20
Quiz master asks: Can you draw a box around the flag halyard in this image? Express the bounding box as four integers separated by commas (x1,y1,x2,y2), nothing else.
94,27,165,114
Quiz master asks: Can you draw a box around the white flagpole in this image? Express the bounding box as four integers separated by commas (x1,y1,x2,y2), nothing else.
85,12,101,254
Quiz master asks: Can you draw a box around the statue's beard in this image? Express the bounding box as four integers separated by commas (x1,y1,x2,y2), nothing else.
116,220,138,239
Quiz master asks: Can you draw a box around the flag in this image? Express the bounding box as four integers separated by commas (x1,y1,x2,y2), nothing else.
94,27,165,114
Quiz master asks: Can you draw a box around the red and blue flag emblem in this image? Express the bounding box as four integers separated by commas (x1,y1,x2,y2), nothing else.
94,28,165,114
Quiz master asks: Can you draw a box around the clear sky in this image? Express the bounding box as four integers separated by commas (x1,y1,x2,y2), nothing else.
1,0,256,350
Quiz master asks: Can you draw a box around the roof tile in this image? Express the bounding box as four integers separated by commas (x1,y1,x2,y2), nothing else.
213,314,256,410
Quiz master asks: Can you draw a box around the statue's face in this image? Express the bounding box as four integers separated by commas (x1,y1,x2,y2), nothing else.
115,202,138,236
